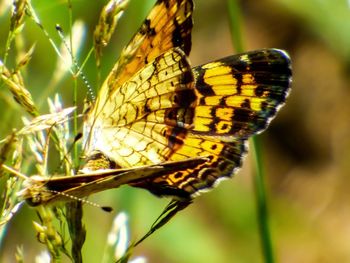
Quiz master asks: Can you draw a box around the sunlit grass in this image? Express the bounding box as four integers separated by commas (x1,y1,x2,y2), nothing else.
0,1,131,261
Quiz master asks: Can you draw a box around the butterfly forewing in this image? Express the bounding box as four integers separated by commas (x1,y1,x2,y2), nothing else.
106,0,193,93
83,0,195,168
83,48,196,169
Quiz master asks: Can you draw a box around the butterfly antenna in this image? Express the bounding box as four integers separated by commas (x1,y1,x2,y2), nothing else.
55,25,96,102
26,3,65,68
47,189,112,212
26,3,96,101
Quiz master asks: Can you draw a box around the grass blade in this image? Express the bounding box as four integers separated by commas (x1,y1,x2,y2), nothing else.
227,1,275,262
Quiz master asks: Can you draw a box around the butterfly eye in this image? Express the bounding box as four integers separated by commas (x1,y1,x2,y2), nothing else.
25,194,42,207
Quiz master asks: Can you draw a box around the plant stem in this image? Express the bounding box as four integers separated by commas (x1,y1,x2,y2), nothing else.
227,1,275,262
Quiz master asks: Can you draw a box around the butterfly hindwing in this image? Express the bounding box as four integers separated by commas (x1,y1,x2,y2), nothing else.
133,49,291,198
192,49,291,137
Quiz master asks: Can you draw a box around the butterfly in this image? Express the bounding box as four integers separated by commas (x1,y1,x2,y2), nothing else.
19,0,291,206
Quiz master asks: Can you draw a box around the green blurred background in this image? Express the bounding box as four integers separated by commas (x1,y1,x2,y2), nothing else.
1,0,350,262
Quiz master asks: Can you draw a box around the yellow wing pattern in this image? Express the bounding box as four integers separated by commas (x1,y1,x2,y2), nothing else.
84,48,196,168
131,49,291,198
83,0,292,199
107,0,192,92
